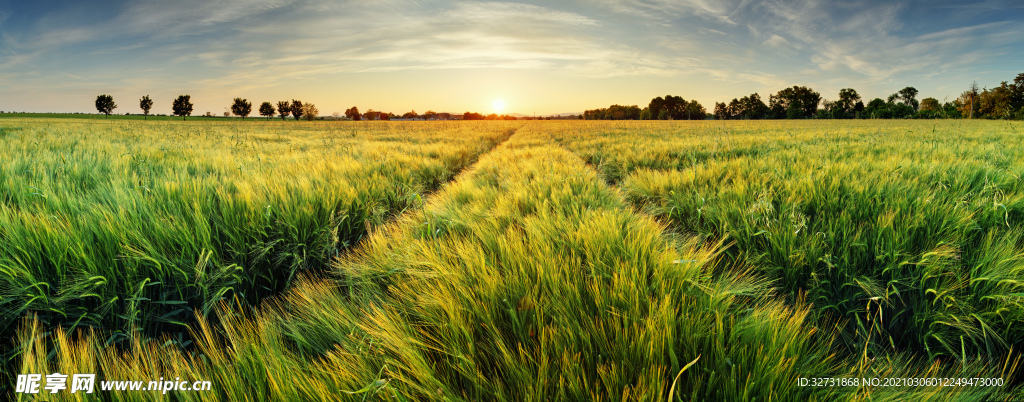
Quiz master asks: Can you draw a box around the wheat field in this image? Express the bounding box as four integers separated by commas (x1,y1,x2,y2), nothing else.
3,118,1024,401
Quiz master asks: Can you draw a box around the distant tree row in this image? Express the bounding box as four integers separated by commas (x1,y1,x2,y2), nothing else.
718,73,1024,120
583,95,707,120
716,86,942,120
94,95,319,121
461,112,517,120
262,99,318,121
955,74,1024,120
94,95,511,122
94,95,524,122
96,94,193,120
715,86,824,120
582,72,1024,121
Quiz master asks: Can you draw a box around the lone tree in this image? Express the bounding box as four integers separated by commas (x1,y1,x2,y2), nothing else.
139,95,153,120
290,99,304,120
172,95,193,121
302,103,319,121
276,101,291,120
95,94,116,118
259,102,276,121
231,98,252,120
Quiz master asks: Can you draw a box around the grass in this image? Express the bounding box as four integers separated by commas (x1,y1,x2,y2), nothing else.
4,119,1024,400
0,118,517,358
551,119,1024,363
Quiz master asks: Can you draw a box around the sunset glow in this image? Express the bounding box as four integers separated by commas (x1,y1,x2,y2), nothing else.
0,1,1022,116
493,99,506,114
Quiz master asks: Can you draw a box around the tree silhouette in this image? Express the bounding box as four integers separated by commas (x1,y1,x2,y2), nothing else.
172,95,193,121
771,86,821,119
901,86,925,110
95,94,116,118
259,102,276,121
836,88,861,118
345,106,361,120
290,100,304,120
139,95,153,120
302,103,318,121
276,101,291,120
231,98,252,120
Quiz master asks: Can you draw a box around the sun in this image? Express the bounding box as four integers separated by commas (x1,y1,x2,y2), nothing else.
493,99,506,114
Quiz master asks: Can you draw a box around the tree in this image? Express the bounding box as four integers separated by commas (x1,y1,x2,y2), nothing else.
817,100,836,119
864,98,888,119
231,98,252,120
95,94,116,118
276,101,291,120
785,99,803,119
727,98,741,119
735,93,768,119
172,95,193,121
897,87,920,111
959,81,981,119
891,103,915,119
685,100,706,120
1011,73,1024,114
657,109,670,120
836,88,861,118
887,87,920,112
582,105,642,120
302,103,318,121
139,95,153,120
640,108,652,120
919,98,940,112
975,84,1013,119
259,102,276,121
771,86,821,119
648,95,693,120
290,100,304,120
714,102,728,120
402,110,418,119
943,100,962,119
345,106,361,120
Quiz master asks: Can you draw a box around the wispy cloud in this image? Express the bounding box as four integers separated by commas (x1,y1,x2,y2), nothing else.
592,0,751,25
1,0,1023,113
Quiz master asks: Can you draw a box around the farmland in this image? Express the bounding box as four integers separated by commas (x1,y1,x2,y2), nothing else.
3,118,1024,401
0,118,516,355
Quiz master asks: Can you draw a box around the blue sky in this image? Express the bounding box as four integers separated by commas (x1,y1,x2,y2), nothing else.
1,0,1022,115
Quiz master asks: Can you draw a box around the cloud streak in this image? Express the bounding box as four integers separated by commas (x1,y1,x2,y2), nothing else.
0,0,1022,113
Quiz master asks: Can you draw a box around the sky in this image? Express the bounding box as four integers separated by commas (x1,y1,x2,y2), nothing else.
1,0,1022,116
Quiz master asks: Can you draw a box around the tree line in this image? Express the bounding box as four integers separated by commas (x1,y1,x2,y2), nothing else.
349,109,517,120
94,95,320,121
584,95,707,120
93,95,523,121
583,72,1024,120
